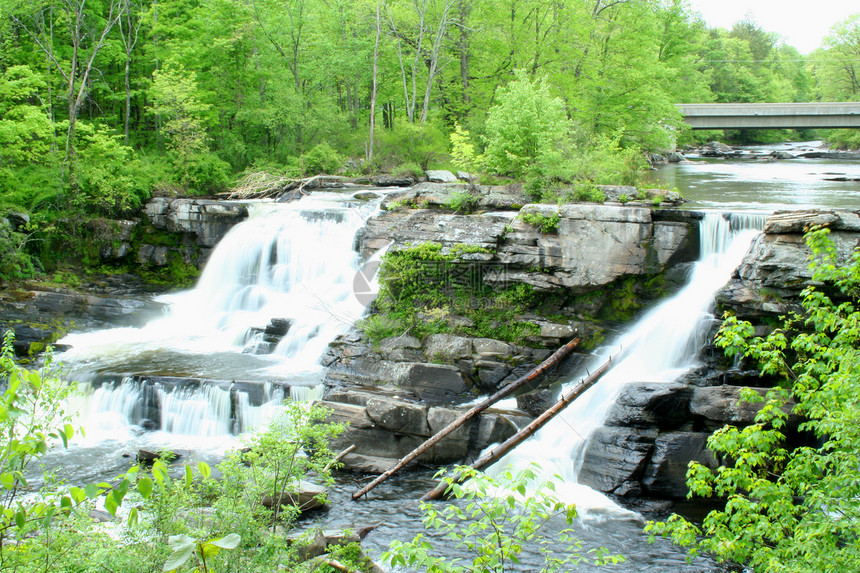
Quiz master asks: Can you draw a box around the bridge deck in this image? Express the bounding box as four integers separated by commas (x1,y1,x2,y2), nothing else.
678,102,860,130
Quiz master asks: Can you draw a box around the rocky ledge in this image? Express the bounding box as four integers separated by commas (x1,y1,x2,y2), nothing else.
579,208,860,500
321,388,529,473
718,209,860,320
104,197,248,269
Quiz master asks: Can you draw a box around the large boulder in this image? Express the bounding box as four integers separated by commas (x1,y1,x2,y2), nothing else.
320,389,524,472
578,427,656,495
603,382,693,430
641,432,717,498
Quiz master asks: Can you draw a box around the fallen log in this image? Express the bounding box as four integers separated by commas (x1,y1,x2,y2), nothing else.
420,351,618,501
324,444,357,473
223,172,351,200
351,337,581,500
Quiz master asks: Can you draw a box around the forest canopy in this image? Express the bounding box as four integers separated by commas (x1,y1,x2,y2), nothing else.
0,0,858,277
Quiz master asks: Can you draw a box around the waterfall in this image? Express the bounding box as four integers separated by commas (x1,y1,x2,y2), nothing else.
59,193,380,440
494,212,763,516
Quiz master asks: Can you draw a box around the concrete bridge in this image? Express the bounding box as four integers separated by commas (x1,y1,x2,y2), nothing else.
678,102,860,130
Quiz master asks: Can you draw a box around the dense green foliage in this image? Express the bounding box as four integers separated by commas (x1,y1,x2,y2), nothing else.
0,332,366,572
383,465,624,572
0,0,857,282
646,228,860,571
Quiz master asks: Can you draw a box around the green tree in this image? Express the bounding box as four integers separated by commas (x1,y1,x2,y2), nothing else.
0,66,54,169
647,227,860,572
149,66,211,162
481,70,570,179
3,0,123,190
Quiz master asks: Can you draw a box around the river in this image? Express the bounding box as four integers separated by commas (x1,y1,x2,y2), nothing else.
41,145,860,572
649,141,860,212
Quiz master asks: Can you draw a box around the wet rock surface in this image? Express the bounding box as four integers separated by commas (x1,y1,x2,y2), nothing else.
718,209,860,319
321,388,529,472
0,286,168,356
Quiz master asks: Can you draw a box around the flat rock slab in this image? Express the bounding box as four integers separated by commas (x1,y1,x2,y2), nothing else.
425,170,458,183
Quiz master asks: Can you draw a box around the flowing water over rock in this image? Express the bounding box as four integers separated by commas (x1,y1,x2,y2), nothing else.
46,190,770,571
49,192,379,484
492,213,764,519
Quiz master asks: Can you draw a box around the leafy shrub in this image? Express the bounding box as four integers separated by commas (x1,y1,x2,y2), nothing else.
299,142,343,175
446,191,480,214
570,184,606,203
825,128,860,150
523,175,556,202
392,161,423,180
383,465,623,572
647,227,860,572
178,152,232,195
520,210,561,233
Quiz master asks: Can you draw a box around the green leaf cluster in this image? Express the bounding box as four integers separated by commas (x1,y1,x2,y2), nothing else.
0,336,357,572
361,242,541,345
647,227,860,572
519,210,561,234
382,465,624,573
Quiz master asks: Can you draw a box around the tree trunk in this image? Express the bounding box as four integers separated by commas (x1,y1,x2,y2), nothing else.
353,338,580,500
368,3,381,162
421,351,620,502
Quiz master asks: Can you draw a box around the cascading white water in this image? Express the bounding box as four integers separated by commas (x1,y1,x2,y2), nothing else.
494,212,765,517
58,193,380,442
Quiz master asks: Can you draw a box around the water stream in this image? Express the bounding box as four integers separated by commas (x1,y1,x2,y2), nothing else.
649,141,860,211
48,192,379,485
45,186,775,570
490,212,765,517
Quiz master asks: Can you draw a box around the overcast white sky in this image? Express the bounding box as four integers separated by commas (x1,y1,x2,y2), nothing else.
686,0,859,54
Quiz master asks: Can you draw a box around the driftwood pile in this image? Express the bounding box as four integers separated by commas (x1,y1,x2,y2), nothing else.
222,172,350,201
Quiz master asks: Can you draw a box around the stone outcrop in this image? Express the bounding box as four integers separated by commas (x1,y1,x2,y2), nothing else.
718,209,860,320
321,388,529,473
579,382,798,499
359,202,700,294
323,332,557,400
138,198,248,267
84,198,248,273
